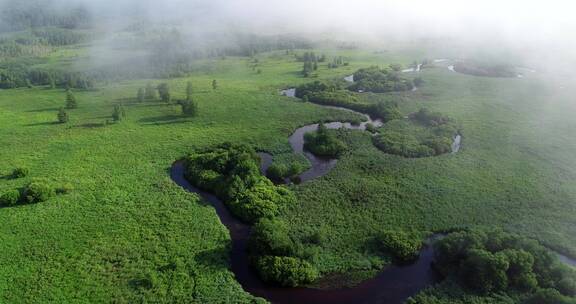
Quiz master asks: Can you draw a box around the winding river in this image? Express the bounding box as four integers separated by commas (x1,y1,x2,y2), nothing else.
171,161,441,304
168,87,451,303
169,79,576,303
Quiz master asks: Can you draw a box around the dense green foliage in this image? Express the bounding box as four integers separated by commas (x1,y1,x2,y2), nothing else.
427,230,576,299
57,107,68,123
0,25,575,302
255,255,319,287
266,162,303,183
295,80,402,122
299,52,322,77
65,89,77,109
349,66,414,93
184,144,318,286
22,180,55,204
0,1,91,31
373,109,458,158
178,99,198,117
112,104,126,122
157,83,171,103
184,143,295,223
304,123,347,157
0,189,20,207
376,230,423,263
11,167,29,179
249,218,319,286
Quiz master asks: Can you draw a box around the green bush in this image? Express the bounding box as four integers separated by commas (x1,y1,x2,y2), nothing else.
0,190,21,207
523,288,576,304
23,181,55,203
229,180,295,222
11,167,29,178
433,229,576,297
304,123,347,157
183,143,296,223
377,230,423,263
249,218,295,256
295,80,339,98
373,131,434,158
372,101,403,122
266,163,288,182
179,99,198,117
461,249,510,293
255,255,319,287
365,123,377,133
348,66,413,93
373,112,458,158
412,108,450,127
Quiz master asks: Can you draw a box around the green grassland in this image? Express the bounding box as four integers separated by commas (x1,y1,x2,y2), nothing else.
1,41,576,302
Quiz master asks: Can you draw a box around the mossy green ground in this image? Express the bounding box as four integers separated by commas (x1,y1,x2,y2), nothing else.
1,47,575,302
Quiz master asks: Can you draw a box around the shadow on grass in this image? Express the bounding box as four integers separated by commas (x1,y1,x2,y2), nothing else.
25,107,61,113
77,122,107,128
24,121,59,127
194,242,231,271
139,115,191,125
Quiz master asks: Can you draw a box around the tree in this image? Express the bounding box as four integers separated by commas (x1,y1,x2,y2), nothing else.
186,81,193,101
48,76,56,89
112,104,126,122
212,79,218,90
157,83,171,103
179,99,197,117
144,83,156,100
137,88,145,103
57,108,68,123
65,90,77,109
461,249,510,293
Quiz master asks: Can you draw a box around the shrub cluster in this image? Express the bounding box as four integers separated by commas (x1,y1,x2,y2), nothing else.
0,190,20,207
348,66,414,93
266,162,303,183
373,131,436,158
184,144,318,286
295,81,402,123
1,179,65,207
412,108,450,127
11,167,29,179
377,230,423,263
249,218,319,287
304,123,347,158
183,143,295,223
22,181,55,203
373,109,458,158
433,229,576,296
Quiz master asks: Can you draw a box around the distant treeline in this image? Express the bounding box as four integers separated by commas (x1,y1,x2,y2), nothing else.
0,0,91,32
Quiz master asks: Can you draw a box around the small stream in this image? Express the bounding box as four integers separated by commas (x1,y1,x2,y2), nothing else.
279,87,460,182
